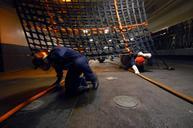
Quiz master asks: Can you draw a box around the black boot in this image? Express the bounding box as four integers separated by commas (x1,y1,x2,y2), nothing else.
92,78,99,90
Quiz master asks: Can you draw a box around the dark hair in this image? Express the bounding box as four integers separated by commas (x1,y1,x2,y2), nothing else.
32,57,51,70
32,57,45,69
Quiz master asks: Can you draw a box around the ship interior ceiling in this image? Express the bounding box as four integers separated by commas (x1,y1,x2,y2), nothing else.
0,0,193,128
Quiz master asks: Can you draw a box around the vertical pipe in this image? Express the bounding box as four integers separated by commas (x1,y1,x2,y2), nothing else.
113,0,129,50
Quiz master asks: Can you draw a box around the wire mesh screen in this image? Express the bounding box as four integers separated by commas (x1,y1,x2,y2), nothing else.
16,0,153,59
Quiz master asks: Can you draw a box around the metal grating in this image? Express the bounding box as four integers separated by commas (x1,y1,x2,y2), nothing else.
16,0,153,59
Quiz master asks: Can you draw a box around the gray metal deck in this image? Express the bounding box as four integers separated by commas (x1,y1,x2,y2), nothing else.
0,60,193,128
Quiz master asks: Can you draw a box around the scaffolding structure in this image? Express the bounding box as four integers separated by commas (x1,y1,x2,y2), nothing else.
16,0,153,59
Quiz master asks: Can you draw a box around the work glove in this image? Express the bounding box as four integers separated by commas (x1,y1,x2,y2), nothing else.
132,65,140,74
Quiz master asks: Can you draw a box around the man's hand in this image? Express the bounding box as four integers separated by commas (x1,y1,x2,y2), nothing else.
54,82,61,87
54,79,65,87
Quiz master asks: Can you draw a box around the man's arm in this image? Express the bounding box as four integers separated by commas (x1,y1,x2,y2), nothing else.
137,51,152,58
130,55,140,74
54,65,63,86
132,65,140,74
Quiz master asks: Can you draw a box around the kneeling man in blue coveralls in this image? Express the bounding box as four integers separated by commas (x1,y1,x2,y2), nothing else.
32,46,99,96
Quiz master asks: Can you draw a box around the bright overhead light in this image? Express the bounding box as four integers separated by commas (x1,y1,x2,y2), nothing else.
62,0,71,2
83,29,89,34
89,39,94,42
130,37,134,41
104,28,110,34
103,46,108,49
108,39,112,42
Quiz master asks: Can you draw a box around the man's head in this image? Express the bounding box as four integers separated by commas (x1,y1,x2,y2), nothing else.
32,50,51,71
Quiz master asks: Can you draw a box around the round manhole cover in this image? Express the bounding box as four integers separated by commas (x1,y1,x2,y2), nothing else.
113,96,138,108
22,100,44,111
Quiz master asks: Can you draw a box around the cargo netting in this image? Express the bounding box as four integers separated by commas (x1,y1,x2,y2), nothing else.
16,0,154,59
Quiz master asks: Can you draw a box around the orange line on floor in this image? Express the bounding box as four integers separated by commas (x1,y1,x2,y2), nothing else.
0,84,56,123
137,73,193,104
126,68,193,104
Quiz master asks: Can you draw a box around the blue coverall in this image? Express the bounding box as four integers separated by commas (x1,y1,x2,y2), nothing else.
121,54,135,69
47,47,97,93
121,54,144,72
